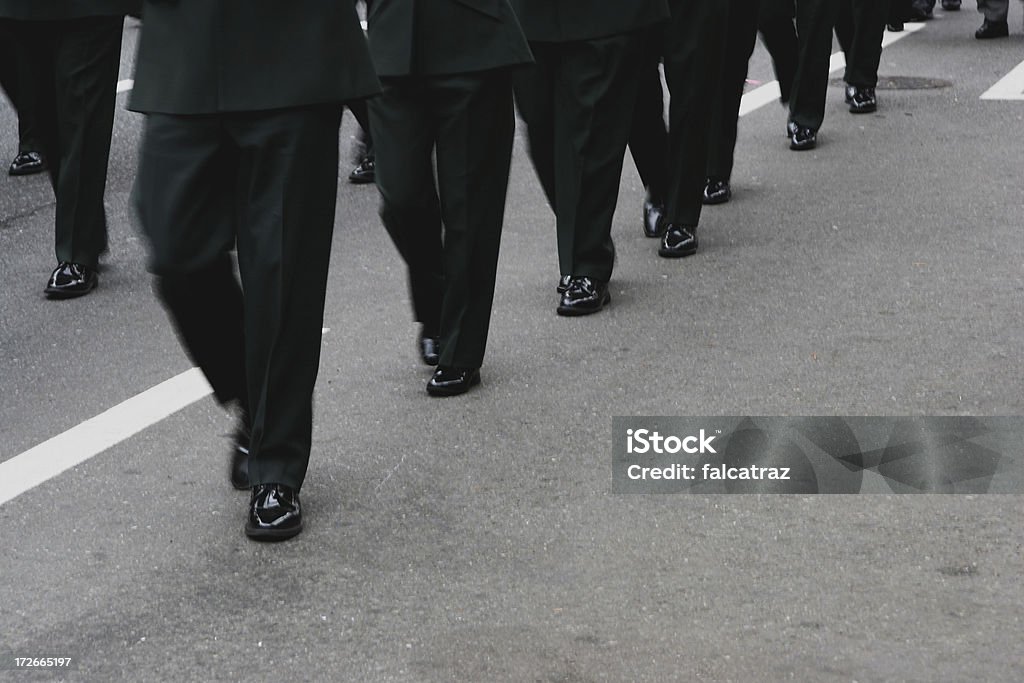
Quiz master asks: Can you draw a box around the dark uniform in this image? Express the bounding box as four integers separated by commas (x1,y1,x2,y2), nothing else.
0,20,45,174
0,0,138,296
703,0,801,203
626,0,729,257
835,0,889,113
510,0,670,315
366,0,533,396
130,0,379,541
780,0,839,149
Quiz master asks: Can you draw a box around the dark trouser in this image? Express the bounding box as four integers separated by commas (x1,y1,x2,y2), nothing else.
662,0,729,227
628,42,669,204
707,0,762,184
135,106,343,491
370,71,514,370
5,16,123,268
977,0,1010,22
836,0,889,87
0,20,44,154
347,98,374,156
759,1,800,103
514,32,646,283
764,0,838,132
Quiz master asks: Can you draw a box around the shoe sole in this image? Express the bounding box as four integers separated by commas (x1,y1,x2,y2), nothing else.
789,140,817,151
702,193,731,206
658,244,698,258
426,372,481,397
44,280,97,299
348,175,375,184
556,292,611,316
245,521,304,541
9,166,46,177
849,104,877,114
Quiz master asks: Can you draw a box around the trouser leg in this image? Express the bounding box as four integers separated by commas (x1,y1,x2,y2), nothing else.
432,71,515,369
51,16,123,268
707,0,762,183
789,0,840,131
663,0,729,226
369,78,444,334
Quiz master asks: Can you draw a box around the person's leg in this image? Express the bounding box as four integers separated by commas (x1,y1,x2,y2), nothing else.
706,0,761,191
513,42,560,214
758,0,799,104
135,113,248,414
432,70,515,374
369,78,444,341
50,16,123,270
787,0,839,143
231,105,343,491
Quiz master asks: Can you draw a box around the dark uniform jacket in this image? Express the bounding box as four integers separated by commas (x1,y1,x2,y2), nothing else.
508,0,669,43
0,1,139,19
367,0,532,77
128,0,379,114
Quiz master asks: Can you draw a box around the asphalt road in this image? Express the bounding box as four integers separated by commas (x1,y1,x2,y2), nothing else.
1,10,1023,682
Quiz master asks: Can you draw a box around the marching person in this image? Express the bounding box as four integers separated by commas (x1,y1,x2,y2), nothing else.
367,0,533,396
130,0,379,541
511,0,670,315
0,0,138,297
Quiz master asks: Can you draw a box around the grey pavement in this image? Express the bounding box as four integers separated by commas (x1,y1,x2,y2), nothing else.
1,11,1022,682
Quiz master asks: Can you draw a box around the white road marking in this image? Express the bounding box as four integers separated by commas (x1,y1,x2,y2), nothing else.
0,369,212,507
980,58,1024,100
1,23,929,508
739,22,925,117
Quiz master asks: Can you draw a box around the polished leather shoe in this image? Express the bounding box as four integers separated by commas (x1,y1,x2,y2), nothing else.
557,276,610,316
702,178,731,205
642,196,666,238
348,155,375,184
787,121,817,151
8,151,46,176
845,85,877,113
556,274,572,294
418,329,440,366
229,420,251,490
941,0,960,10
658,224,699,258
975,20,1008,39
44,262,97,298
245,484,303,541
426,366,480,397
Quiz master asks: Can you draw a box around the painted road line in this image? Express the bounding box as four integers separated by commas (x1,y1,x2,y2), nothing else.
981,58,1024,100
740,22,925,117
116,79,134,93
0,369,212,507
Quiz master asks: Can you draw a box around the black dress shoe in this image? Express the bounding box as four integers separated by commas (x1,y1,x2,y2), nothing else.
976,20,1008,39
44,262,97,298
245,484,303,541
886,21,904,31
702,178,731,205
8,151,46,176
418,329,440,366
787,121,817,151
845,85,877,113
426,366,480,397
556,274,572,294
941,0,960,10
348,155,375,184
556,276,610,316
642,196,666,238
658,224,699,258
230,419,251,490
